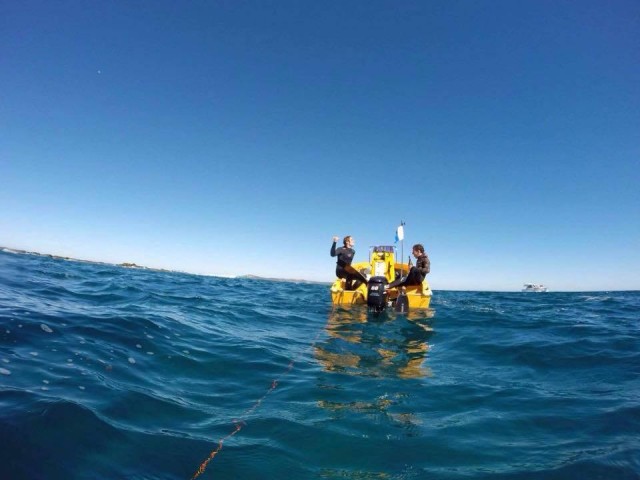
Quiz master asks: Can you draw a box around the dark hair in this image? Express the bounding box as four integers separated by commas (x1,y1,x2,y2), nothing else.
343,235,352,247
412,244,424,254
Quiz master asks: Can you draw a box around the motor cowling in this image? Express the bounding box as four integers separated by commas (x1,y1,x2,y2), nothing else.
367,276,388,312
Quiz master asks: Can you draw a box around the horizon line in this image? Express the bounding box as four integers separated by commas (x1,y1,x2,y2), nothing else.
1,245,637,294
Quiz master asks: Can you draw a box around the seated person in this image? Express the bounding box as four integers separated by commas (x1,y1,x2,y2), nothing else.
330,235,363,290
386,244,430,290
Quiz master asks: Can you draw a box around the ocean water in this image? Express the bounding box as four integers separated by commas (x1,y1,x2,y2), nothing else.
0,249,638,480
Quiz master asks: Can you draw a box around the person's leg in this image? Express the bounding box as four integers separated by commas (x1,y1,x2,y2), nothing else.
403,267,423,286
387,276,405,289
349,275,363,290
345,273,362,290
388,267,421,289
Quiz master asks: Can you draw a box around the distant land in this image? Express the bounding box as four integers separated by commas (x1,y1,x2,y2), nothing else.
0,246,325,283
0,246,177,273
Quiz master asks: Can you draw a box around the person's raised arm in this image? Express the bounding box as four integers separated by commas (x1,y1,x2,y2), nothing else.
330,236,339,256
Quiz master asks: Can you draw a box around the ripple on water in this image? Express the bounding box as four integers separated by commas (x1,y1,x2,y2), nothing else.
0,251,638,480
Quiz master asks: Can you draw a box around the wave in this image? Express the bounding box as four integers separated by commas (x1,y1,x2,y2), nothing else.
1,250,639,479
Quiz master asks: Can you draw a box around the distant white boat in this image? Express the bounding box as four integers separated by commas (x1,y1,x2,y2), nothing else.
522,283,548,292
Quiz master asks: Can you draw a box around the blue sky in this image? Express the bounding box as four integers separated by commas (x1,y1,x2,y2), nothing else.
2,1,638,291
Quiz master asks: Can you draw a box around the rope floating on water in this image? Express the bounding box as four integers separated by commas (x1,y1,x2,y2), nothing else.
190,358,296,480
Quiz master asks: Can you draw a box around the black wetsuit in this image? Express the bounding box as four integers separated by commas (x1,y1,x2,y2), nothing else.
330,241,361,290
388,254,430,289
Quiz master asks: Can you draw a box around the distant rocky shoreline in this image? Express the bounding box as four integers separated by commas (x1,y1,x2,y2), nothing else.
0,246,167,271
0,246,326,283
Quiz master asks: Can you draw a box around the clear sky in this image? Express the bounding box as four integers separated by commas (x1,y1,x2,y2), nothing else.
2,1,639,291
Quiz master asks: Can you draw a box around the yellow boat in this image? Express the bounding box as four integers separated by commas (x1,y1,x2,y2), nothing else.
330,245,432,312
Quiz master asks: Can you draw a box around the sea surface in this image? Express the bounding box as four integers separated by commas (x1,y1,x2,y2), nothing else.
0,249,638,480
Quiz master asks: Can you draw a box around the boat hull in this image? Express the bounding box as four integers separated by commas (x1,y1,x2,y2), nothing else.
330,260,432,310
330,280,432,309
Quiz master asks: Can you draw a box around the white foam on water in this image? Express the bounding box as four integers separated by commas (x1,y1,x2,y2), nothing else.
0,368,11,375
128,357,136,364
41,324,53,333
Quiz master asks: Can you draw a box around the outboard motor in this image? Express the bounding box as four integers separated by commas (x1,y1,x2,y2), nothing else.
367,276,388,312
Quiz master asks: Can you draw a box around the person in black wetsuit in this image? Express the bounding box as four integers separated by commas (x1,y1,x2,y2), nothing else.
386,244,430,290
330,235,363,291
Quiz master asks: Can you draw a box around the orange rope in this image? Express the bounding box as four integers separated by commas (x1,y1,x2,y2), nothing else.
190,358,296,479
191,422,243,479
